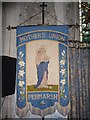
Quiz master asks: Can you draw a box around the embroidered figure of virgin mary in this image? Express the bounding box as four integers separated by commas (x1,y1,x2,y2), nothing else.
35,46,50,88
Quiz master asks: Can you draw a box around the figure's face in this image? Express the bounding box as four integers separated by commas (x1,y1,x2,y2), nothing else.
37,48,46,56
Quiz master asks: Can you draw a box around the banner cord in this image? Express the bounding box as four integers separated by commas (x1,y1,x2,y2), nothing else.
17,2,43,26
45,10,65,25
18,2,65,26
38,6,65,25
17,10,42,27
7,3,70,30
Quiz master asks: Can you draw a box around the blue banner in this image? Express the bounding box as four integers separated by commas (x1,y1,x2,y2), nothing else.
16,25,70,117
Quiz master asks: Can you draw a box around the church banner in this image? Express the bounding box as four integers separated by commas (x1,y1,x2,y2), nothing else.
16,25,70,117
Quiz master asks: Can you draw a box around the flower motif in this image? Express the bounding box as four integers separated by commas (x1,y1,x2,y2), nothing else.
18,60,25,68
19,51,22,55
19,51,24,58
60,79,66,85
61,88,65,92
60,59,66,66
64,95,67,99
18,70,25,77
18,81,25,87
60,68,66,76
61,50,65,56
20,91,25,95
49,86,52,89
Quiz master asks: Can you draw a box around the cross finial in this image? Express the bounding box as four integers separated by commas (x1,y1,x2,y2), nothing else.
40,2,47,25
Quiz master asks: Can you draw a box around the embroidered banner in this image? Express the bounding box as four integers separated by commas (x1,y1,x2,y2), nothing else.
16,26,70,117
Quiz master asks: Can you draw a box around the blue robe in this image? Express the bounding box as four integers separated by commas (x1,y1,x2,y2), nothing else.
35,61,49,88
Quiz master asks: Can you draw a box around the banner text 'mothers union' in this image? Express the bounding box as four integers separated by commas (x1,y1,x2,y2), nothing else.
18,32,65,43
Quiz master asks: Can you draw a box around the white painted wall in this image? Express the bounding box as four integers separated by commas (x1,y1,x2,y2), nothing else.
2,3,20,58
